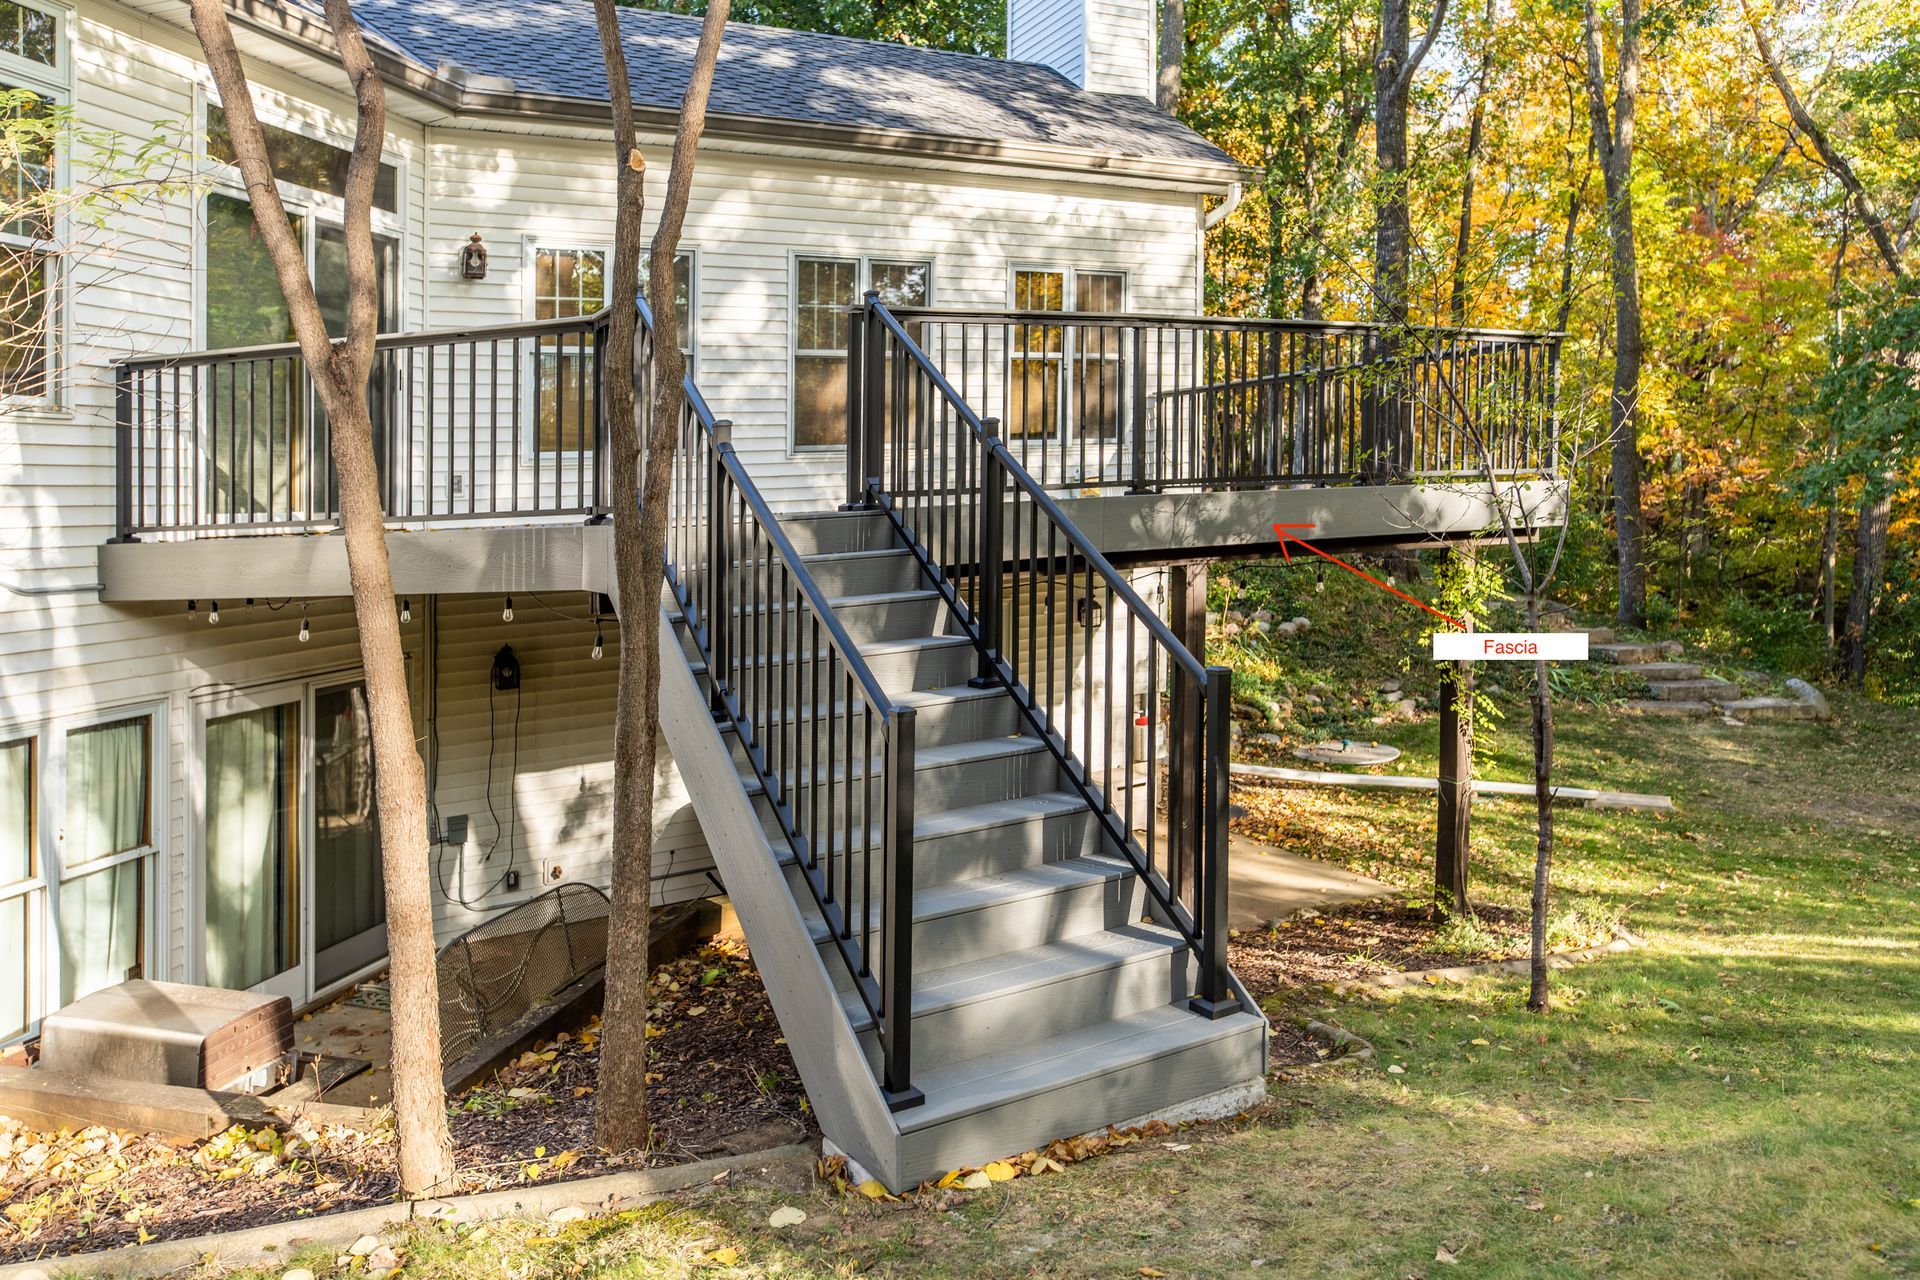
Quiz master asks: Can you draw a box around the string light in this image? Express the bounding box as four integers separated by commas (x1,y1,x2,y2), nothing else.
591,625,604,661
209,600,220,625
187,599,197,620
502,596,514,623
400,598,412,624
298,614,311,643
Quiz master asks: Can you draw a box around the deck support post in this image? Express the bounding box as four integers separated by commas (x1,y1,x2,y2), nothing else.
1435,607,1473,914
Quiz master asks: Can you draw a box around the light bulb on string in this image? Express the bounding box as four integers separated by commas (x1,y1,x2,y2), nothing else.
187,599,197,621
209,601,220,625
591,626,604,661
502,596,514,623
298,615,311,644
400,598,412,624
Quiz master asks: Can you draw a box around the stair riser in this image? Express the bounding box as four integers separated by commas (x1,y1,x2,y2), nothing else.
804,870,1147,995
734,693,1023,762
696,640,979,702
891,1023,1267,1189
857,945,1196,1073
756,748,1063,840
1649,680,1736,701
797,553,926,597
773,803,1104,903
780,513,899,557
697,595,951,650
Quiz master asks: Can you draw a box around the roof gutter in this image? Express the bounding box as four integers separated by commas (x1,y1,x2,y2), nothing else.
220,0,1249,191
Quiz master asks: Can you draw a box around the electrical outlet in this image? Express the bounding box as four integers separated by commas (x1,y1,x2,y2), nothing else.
504,869,520,892
443,814,469,846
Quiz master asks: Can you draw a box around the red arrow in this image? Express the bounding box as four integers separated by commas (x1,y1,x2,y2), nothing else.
1273,523,1465,630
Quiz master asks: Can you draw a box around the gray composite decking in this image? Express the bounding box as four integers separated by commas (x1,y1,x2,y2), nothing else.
655,507,1269,1190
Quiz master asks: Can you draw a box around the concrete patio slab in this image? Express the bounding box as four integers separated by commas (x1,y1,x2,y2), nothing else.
1227,835,1397,931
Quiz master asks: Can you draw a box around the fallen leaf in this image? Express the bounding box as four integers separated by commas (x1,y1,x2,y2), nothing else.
1141,1268,1167,1277
959,1171,992,1190
1436,1245,1458,1265
983,1160,1018,1182
768,1206,806,1228
855,1179,890,1199
703,1245,741,1265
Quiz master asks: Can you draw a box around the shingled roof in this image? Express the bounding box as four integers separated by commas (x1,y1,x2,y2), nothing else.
315,0,1238,173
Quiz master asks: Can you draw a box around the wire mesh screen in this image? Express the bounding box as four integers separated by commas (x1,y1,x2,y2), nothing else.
436,882,612,1070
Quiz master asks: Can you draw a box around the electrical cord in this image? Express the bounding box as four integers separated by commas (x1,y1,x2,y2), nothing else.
436,665,523,910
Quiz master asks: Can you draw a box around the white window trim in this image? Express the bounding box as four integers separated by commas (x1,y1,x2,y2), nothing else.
1,0,74,413
194,87,409,353
1006,263,1129,451
40,700,168,1013
787,252,934,455
520,240,698,461
1,728,42,1046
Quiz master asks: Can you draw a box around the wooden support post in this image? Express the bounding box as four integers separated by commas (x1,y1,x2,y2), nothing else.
1167,561,1207,907
1435,650,1473,916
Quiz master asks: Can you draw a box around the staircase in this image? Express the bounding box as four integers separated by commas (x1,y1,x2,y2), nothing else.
636,301,1267,1191
1595,639,1828,722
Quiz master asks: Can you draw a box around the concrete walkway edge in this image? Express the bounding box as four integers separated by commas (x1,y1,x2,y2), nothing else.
0,1142,816,1280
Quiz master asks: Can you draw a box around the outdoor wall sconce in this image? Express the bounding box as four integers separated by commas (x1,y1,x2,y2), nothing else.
459,232,488,280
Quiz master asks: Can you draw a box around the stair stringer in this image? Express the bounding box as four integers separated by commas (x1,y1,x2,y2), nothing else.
651,607,903,1183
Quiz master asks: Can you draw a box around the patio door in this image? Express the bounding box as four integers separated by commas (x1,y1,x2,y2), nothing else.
310,681,385,992
200,678,386,1005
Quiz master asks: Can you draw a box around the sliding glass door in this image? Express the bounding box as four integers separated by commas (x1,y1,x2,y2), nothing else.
199,678,386,1004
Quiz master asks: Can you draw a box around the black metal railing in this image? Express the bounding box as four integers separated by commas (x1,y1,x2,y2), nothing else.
850,296,1238,1019
651,300,923,1111
865,307,1561,497
113,311,612,539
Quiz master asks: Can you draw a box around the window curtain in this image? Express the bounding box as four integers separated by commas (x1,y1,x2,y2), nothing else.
57,860,139,1005
65,718,148,868
1,897,26,1041
204,706,292,991
1,739,28,885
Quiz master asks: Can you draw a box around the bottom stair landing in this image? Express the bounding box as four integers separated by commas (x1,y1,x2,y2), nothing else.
655,507,1269,1191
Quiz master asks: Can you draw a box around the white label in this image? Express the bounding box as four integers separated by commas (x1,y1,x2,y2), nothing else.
1432,632,1590,662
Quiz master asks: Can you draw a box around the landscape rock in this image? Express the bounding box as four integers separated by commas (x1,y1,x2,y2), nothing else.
349,1236,381,1258
1291,616,1311,630
1784,678,1831,720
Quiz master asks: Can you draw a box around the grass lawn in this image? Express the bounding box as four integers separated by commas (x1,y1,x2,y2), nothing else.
204,689,1920,1280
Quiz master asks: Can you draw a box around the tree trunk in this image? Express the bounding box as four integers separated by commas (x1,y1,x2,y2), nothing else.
187,0,456,1196
1369,0,1449,475
591,0,730,1156
1527,648,1554,1013
1435,658,1472,916
1158,0,1184,113
1820,493,1838,659
1583,0,1647,628
1842,481,1891,685
1448,2,1495,328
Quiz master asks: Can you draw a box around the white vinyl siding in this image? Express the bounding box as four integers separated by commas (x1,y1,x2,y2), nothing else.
1007,0,1155,98
1007,0,1084,86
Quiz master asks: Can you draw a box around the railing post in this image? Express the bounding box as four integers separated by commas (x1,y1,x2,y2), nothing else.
881,705,924,1110
590,314,609,520
1189,665,1237,1018
844,303,866,509
1546,337,1563,477
862,291,886,502
707,419,733,719
970,423,1005,689
1127,326,1151,494
112,364,136,542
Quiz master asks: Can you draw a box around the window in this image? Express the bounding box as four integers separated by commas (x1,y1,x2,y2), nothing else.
206,103,396,213
530,246,692,454
0,0,56,68
57,714,154,1005
2,0,62,403
1,735,35,1042
792,256,929,449
1009,267,1125,441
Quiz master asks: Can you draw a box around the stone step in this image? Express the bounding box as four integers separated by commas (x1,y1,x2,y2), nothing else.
1593,640,1681,665
1620,699,1716,718
1717,696,1823,722
1649,677,1738,701
1609,660,1703,682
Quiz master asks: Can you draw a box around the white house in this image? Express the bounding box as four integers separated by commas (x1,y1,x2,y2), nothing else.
1,0,1558,1187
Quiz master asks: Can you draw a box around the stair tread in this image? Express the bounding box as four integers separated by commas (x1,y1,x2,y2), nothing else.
801,853,1135,945
840,923,1186,1030
715,681,1007,729
687,631,971,676
769,787,1091,854
896,1003,1266,1135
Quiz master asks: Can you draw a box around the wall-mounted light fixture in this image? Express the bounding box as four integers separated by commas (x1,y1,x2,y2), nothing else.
459,232,488,280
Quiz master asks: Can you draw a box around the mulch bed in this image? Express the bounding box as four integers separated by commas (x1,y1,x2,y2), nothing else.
0,941,813,1264
1230,899,1530,1071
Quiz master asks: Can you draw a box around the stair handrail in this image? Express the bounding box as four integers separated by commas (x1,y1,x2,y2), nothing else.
643,297,923,1110
850,295,1238,1019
